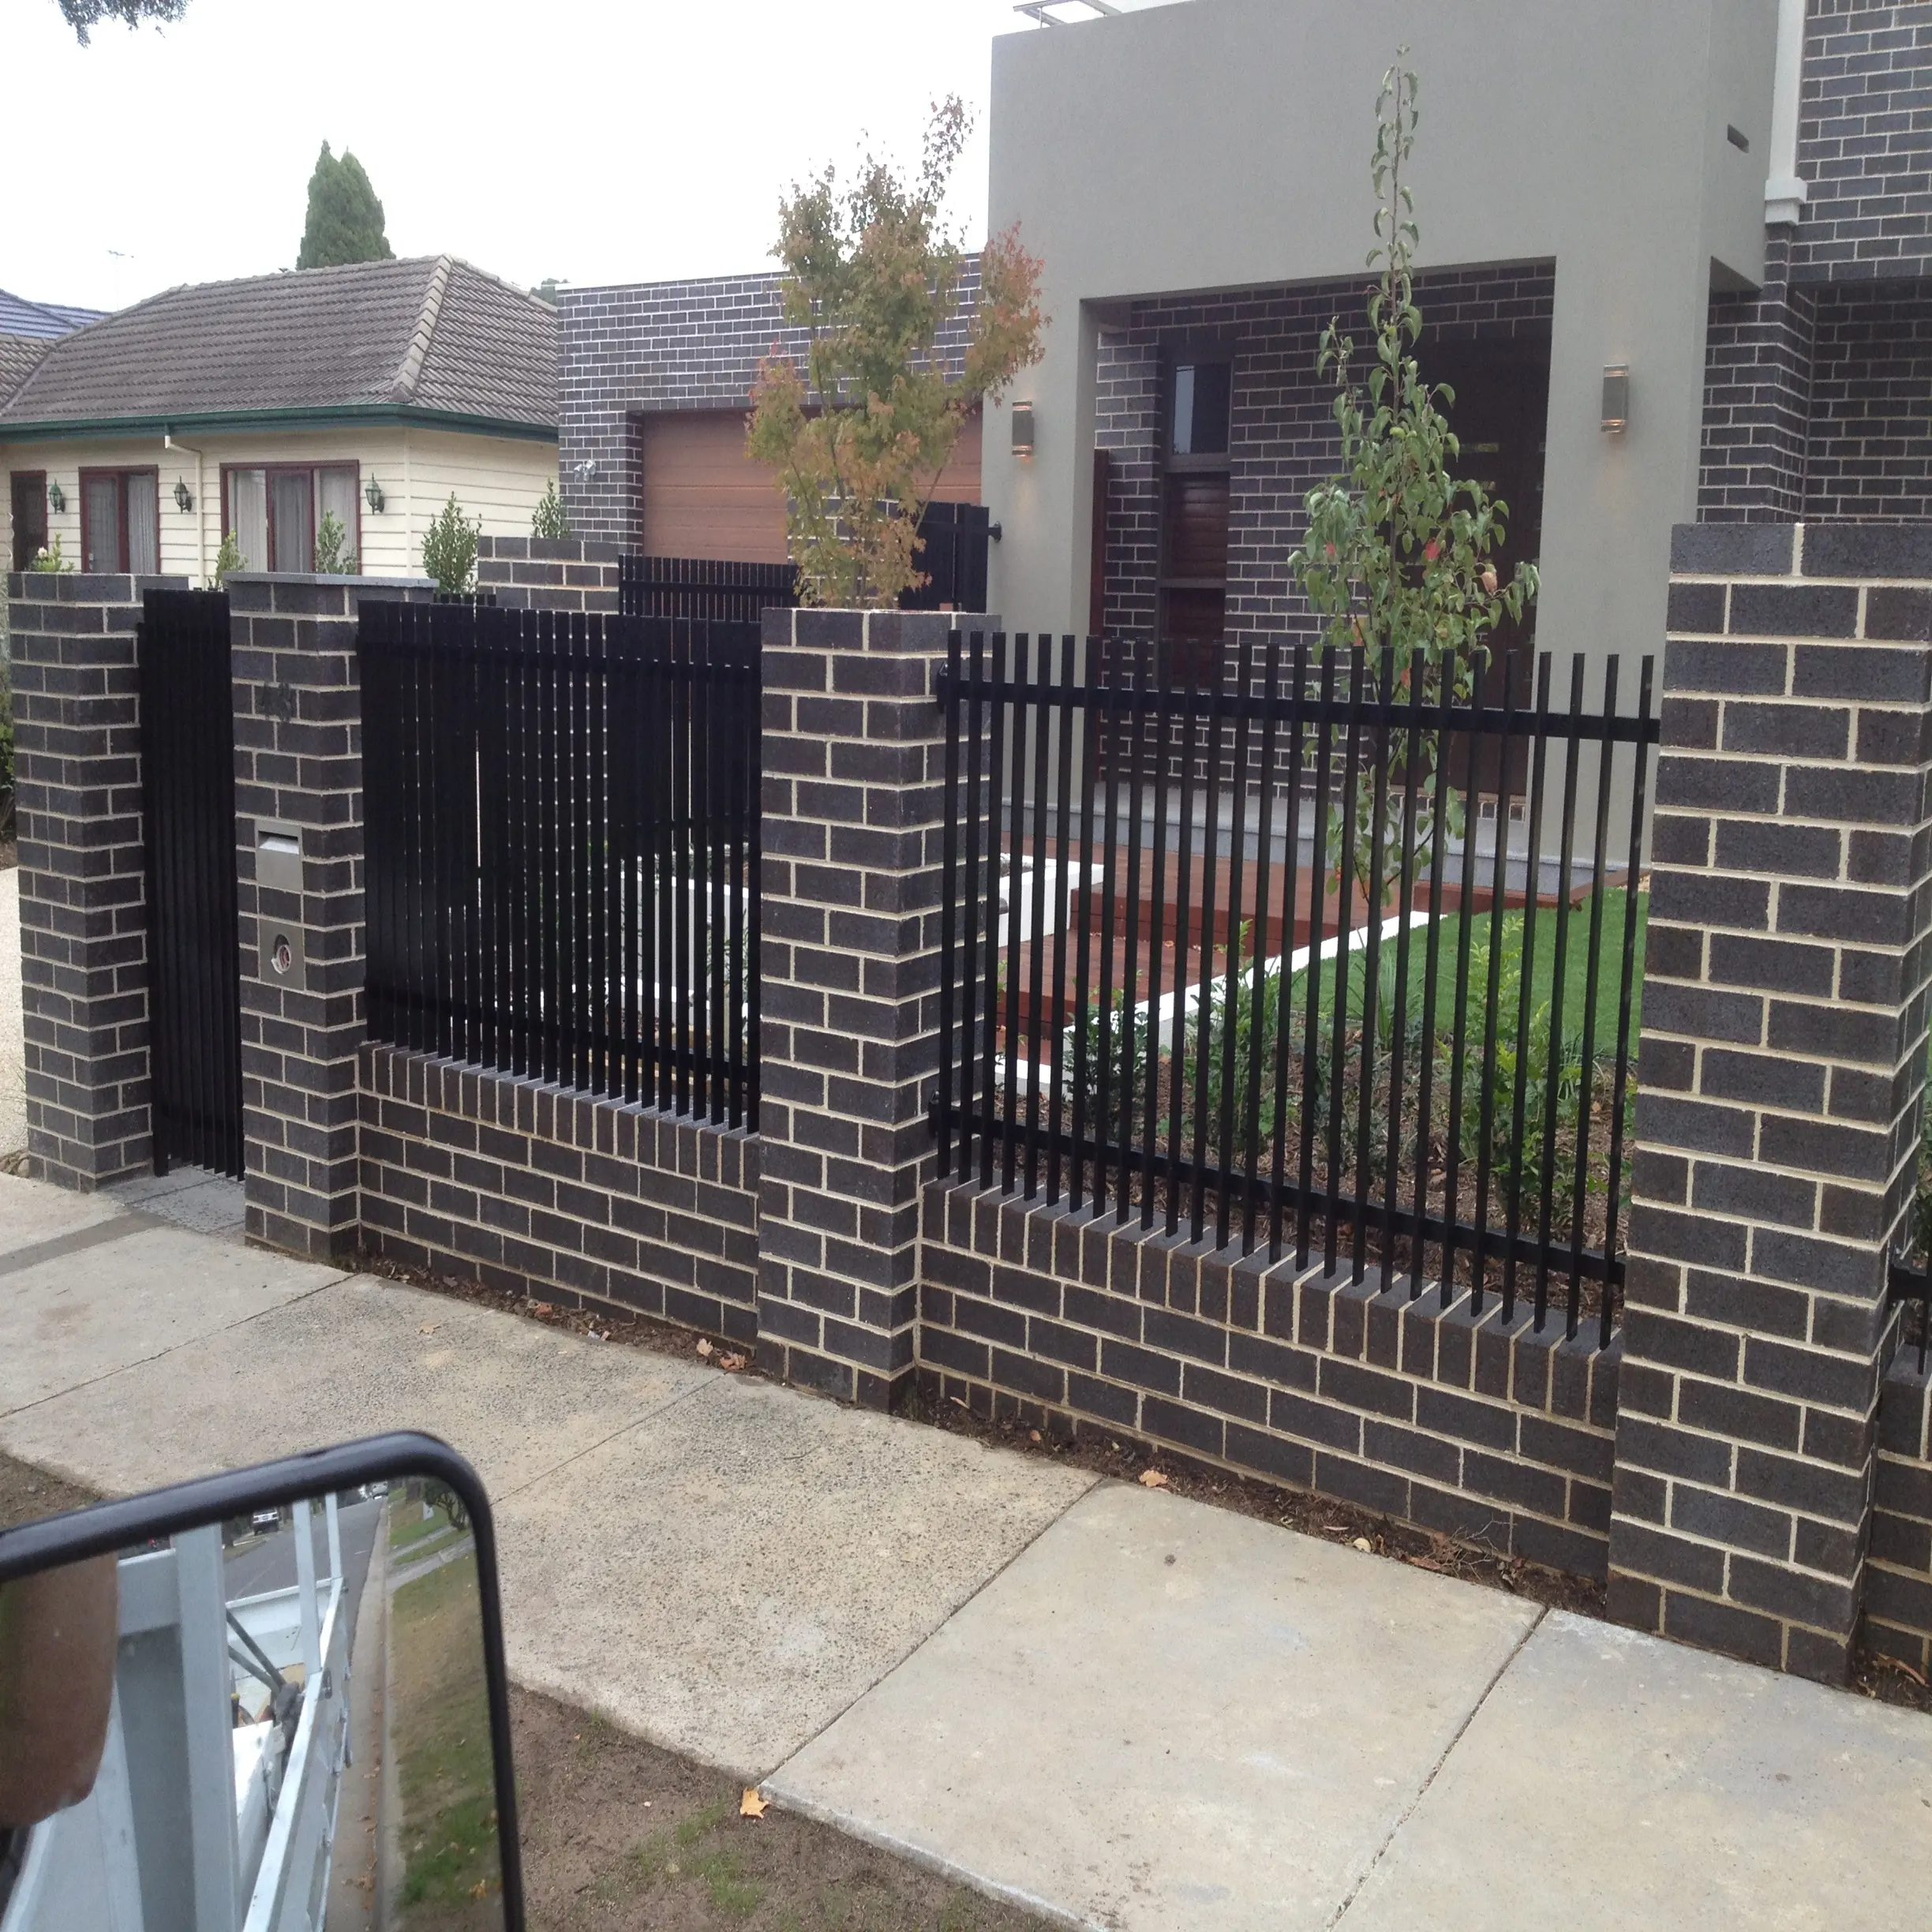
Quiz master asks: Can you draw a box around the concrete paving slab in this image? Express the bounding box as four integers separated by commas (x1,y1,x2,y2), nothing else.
0,871,22,1159
0,1271,712,1499
1338,1608,1932,1932
768,1480,1542,1931
0,1170,130,1256
0,1220,343,1413
493,1373,1098,1780
103,1170,248,1241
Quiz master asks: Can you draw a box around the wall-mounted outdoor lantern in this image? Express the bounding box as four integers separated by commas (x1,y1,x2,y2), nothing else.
173,478,193,513
1011,401,1035,459
46,480,66,515
1601,365,1631,434
365,475,386,514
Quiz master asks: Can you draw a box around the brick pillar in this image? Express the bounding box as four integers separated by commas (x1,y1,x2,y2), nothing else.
1698,229,1816,522
7,570,186,1188
1609,522,1932,1681
755,607,968,1406
229,573,432,1259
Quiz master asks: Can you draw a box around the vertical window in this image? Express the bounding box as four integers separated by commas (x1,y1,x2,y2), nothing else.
79,469,159,574
223,463,360,573
1159,355,1233,680
9,471,49,571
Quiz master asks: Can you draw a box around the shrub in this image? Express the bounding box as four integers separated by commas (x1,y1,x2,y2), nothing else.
313,510,358,576
530,479,571,541
421,495,479,598
212,529,244,588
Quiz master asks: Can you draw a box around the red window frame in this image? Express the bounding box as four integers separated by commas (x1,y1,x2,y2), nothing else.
219,461,363,573
77,466,159,574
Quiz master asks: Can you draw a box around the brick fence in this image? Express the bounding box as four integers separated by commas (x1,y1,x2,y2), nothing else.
8,541,1930,1688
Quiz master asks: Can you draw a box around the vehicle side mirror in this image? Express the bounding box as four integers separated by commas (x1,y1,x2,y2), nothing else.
0,1432,523,1930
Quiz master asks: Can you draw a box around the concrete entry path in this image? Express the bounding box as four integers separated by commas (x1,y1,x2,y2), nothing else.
0,1171,1927,1930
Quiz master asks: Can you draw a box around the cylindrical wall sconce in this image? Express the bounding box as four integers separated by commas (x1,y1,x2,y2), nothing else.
1601,365,1631,433
1010,401,1035,458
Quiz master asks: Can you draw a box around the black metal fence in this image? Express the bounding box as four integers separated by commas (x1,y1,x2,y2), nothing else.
139,587,244,1177
934,634,1659,1347
360,602,760,1127
619,555,799,625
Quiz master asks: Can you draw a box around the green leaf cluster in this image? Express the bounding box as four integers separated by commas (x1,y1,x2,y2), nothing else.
211,528,243,589
313,510,357,576
421,495,479,597
1289,56,1537,679
297,142,394,272
530,479,571,542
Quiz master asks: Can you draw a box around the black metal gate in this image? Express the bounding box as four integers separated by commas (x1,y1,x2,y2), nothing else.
139,588,244,1176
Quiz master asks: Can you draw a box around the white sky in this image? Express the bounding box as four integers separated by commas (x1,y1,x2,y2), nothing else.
2,0,1153,313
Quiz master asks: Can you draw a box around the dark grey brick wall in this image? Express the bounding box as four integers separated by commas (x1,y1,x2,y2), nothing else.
475,535,622,613
1611,520,1932,1683
558,261,979,547
1095,264,1553,640
1867,1345,1932,1672
229,574,435,1260
359,1043,758,1342
919,1181,1619,1578
6,571,183,1188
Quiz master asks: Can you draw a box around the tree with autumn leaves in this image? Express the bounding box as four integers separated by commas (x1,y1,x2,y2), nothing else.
747,98,1045,608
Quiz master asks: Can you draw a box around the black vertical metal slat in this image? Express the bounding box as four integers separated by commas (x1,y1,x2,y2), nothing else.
1602,658,1656,1347
936,632,964,1177
695,623,718,1118
1324,651,1365,1278
1241,640,1281,1253
1533,657,1587,1328
1114,643,1149,1224
1069,638,1102,1212
1297,650,1335,1268
1350,646,1394,1282
623,620,646,1107
1187,658,1225,1244
1024,638,1054,1198
1381,653,1426,1290
978,634,1009,1190
744,619,763,1132
1502,655,1554,1321
1215,639,1254,1252
957,633,987,1181
1140,661,1172,1230
1046,636,1077,1207
1267,645,1309,1262
1470,653,1521,1315
1001,635,1032,1195
650,621,672,1113
1567,658,1620,1337
586,616,608,1100
139,597,172,1171
1165,657,1199,1240
1417,653,1455,1305
670,622,691,1114
359,613,386,1050
1091,646,1123,1213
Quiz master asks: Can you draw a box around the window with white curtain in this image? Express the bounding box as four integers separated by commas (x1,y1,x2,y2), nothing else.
223,462,359,573
80,470,159,574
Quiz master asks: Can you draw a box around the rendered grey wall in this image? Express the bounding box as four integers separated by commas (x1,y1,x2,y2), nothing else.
985,0,1778,657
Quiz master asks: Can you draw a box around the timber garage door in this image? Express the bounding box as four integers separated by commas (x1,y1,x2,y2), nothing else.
638,406,984,562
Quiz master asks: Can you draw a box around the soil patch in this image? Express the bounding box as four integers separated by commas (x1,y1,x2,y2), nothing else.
0,1451,100,1528
509,1684,1041,1931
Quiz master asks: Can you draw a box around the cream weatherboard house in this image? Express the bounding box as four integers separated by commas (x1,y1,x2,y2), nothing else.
1,256,557,580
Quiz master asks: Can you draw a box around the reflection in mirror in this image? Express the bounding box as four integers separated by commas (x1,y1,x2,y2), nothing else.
0,1477,505,1930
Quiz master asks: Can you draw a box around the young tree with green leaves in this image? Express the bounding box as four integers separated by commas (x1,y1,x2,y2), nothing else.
530,479,571,541
747,96,1046,608
1288,54,1537,897
421,495,479,598
297,144,394,271
57,0,184,43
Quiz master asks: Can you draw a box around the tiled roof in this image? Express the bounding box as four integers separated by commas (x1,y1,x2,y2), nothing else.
0,335,49,402
0,290,107,340
0,257,556,432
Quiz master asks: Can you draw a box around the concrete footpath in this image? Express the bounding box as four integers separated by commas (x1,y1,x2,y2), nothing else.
1,1170,1926,1930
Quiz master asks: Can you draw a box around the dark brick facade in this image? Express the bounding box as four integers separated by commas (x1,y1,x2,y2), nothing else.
919,1181,1619,1579
1611,522,1932,1681
474,535,621,612
7,571,182,1188
1094,264,1554,641
358,1043,758,1343
558,263,979,547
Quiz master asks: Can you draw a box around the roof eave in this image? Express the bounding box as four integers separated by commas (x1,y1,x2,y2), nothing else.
0,402,558,444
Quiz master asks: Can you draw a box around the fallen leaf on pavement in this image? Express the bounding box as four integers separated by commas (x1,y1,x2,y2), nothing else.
720,1352,747,1371
697,1338,714,1357
1351,1536,1373,1552
1138,1470,1169,1488
739,1788,768,1819
417,1324,438,1335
